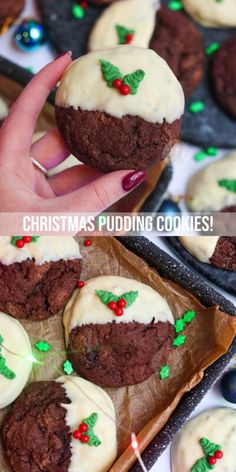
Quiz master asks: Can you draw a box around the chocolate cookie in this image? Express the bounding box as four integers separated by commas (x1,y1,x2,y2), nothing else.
210,237,236,271
0,236,82,320
150,6,205,98
56,46,184,172
2,376,117,472
88,1,204,98
0,0,25,27
64,275,175,387
212,36,236,119
179,236,236,272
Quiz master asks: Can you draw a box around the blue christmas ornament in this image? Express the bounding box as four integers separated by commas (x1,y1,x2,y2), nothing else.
220,370,236,403
14,19,47,52
159,199,181,215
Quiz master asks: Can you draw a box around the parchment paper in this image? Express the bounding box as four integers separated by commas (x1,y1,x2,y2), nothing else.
0,237,235,472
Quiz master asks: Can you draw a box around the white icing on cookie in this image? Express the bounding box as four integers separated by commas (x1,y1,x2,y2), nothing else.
182,0,236,27
56,46,185,124
64,275,174,342
0,236,81,266
57,375,117,472
0,312,32,409
179,236,219,263
186,152,236,212
0,96,9,121
88,0,158,51
171,408,236,472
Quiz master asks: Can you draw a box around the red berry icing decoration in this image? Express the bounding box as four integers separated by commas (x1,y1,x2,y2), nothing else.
73,413,101,447
100,59,145,96
11,236,40,248
73,430,82,440
77,280,85,288
96,289,138,318
108,301,117,311
208,456,217,466
118,298,126,308
16,239,24,248
113,78,122,89
214,450,223,459
79,423,88,432
84,239,92,247
115,307,124,317
120,84,131,96
125,33,134,44
23,236,32,243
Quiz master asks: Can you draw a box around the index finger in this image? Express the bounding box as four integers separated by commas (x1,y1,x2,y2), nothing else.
0,52,72,158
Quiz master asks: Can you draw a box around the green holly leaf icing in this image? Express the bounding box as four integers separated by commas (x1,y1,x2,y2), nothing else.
183,309,196,323
218,179,236,193
11,236,23,246
116,24,135,44
191,457,211,472
83,413,102,447
31,236,40,243
96,290,138,309
99,59,122,87
173,335,186,347
96,290,119,305
123,69,145,95
200,437,221,456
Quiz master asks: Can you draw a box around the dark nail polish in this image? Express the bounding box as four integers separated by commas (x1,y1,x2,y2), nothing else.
122,170,146,192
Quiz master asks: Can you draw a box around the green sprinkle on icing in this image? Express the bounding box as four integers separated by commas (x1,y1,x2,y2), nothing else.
168,0,183,10
205,43,220,55
189,101,205,113
63,360,73,375
173,335,186,347
218,179,236,193
35,341,51,352
159,365,170,380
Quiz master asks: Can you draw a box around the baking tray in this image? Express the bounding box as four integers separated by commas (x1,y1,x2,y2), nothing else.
164,236,236,297
38,0,236,149
0,55,172,214
117,237,236,471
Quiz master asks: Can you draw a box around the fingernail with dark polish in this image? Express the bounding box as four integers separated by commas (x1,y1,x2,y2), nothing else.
54,51,72,60
122,170,146,192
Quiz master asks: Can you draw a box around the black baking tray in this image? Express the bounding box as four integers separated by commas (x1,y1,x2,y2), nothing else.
165,236,236,297
117,236,236,471
0,55,172,213
37,0,236,149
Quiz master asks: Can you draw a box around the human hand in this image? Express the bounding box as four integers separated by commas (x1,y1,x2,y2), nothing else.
0,52,146,213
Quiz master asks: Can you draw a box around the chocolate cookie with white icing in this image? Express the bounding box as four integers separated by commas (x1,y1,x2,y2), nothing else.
55,46,184,172
63,275,175,387
0,236,82,320
171,408,236,472
179,236,236,272
182,0,236,28
2,375,117,472
88,0,204,98
0,311,32,409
